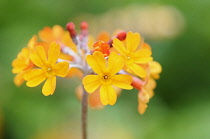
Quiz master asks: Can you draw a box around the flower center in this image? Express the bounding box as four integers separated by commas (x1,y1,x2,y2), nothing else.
47,67,53,74
125,53,134,65
103,75,108,80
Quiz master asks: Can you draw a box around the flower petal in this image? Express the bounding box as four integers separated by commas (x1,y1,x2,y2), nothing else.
112,38,127,55
48,42,60,65
126,32,140,52
100,85,117,105
107,52,125,75
86,51,106,75
135,57,153,64
134,49,152,56
42,76,56,96
82,75,100,93
30,46,47,68
129,63,147,78
24,69,46,87
14,72,25,87
112,74,133,90
53,61,69,77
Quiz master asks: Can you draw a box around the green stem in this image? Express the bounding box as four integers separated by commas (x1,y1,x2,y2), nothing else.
82,86,88,139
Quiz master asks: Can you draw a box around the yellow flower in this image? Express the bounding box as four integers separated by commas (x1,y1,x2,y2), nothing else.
138,89,150,114
12,36,38,86
82,51,133,105
38,25,65,43
149,61,162,80
138,77,157,114
113,31,153,78
24,42,69,96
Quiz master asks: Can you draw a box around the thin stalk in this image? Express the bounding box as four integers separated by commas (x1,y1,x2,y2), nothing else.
81,85,88,139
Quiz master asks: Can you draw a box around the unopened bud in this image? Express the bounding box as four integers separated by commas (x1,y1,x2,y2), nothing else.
66,22,77,44
93,41,110,57
80,21,88,30
116,31,127,41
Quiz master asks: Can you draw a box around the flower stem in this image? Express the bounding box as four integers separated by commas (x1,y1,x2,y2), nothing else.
82,86,88,139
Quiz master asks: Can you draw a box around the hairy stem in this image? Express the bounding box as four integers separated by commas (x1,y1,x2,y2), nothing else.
82,86,88,139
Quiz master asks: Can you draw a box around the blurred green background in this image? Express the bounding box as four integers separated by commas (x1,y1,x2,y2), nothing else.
1,0,210,139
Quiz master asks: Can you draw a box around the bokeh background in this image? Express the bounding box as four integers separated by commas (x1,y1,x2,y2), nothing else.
0,0,210,139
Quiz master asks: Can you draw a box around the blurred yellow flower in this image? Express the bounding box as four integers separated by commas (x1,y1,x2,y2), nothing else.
82,51,133,105
12,36,37,86
24,42,69,96
113,31,153,78
149,61,162,80
137,61,162,114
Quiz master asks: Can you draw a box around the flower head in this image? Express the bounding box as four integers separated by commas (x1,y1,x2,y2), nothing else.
113,31,153,78
12,36,38,86
82,51,133,105
24,42,69,96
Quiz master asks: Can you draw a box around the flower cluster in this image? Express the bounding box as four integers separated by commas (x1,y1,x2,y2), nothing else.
12,22,161,114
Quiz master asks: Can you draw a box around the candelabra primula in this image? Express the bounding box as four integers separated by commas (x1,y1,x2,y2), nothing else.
12,22,161,115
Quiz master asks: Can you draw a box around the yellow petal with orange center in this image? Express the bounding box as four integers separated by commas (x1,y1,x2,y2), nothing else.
42,76,56,96
48,42,60,65
100,85,117,105
126,32,140,52
30,46,47,68
107,52,125,75
53,61,69,77
86,51,106,75
82,75,100,93
129,63,147,78
112,38,127,55
112,75,133,90
24,69,46,87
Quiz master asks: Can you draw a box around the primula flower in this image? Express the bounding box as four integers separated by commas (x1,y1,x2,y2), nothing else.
131,60,162,114
82,51,133,105
12,36,38,86
113,31,153,78
12,22,161,116
137,78,157,114
149,61,162,80
24,42,69,96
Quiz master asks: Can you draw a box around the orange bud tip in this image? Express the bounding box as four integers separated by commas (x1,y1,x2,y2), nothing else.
116,31,127,41
92,41,110,57
66,22,77,38
66,22,75,31
80,21,88,30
